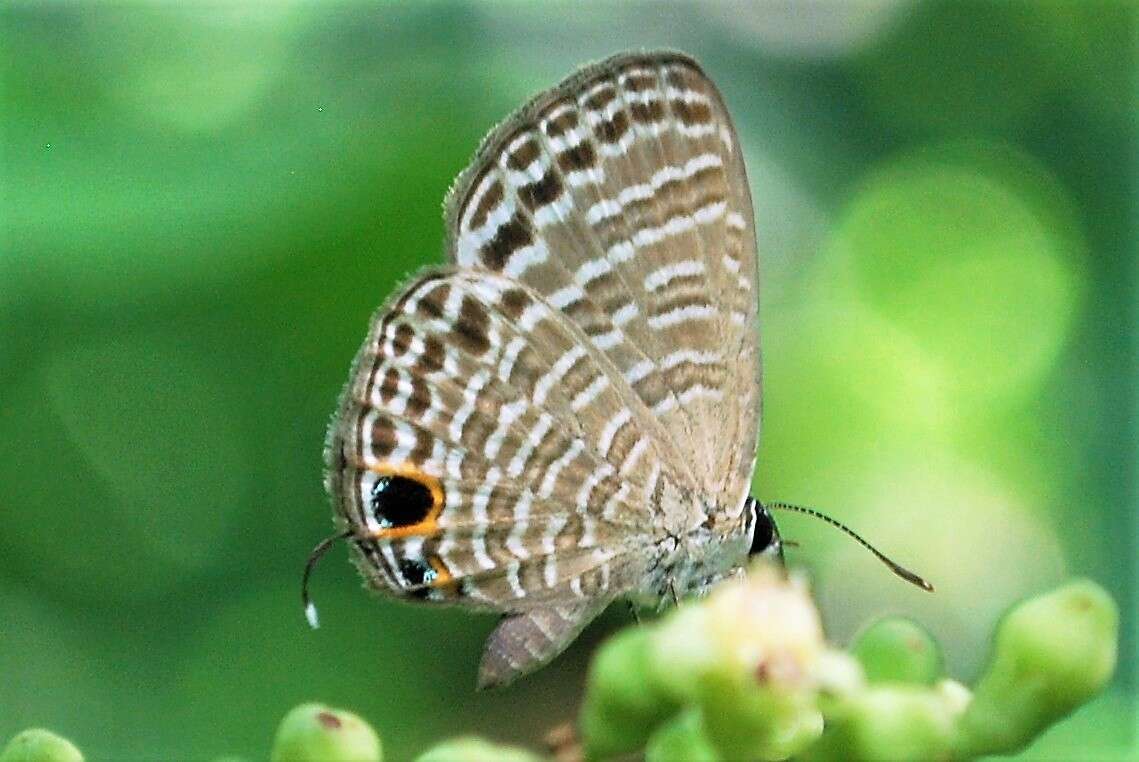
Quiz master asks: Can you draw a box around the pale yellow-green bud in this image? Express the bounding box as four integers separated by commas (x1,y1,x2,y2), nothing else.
0,729,83,762
415,737,542,762
955,579,1118,756
851,617,943,686
270,703,382,762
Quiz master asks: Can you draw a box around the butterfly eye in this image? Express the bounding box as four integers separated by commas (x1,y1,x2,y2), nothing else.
748,503,779,556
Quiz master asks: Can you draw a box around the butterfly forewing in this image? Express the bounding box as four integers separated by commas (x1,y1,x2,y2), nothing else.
325,51,760,687
446,51,759,502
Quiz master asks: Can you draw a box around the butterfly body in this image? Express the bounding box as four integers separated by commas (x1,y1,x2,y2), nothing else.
322,50,766,688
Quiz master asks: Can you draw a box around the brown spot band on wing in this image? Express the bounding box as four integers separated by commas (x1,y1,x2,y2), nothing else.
518,170,564,211
505,137,541,171
415,335,446,374
451,294,492,355
468,178,504,229
582,83,617,110
481,212,534,271
377,367,401,405
629,99,665,125
544,106,578,138
556,142,596,173
671,98,712,125
593,110,630,144
500,287,532,320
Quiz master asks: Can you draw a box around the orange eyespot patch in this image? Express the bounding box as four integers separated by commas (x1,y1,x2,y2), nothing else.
426,556,455,590
365,463,445,540
399,554,457,599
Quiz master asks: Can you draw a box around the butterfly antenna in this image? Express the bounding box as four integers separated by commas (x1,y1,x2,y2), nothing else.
766,502,934,592
301,529,354,629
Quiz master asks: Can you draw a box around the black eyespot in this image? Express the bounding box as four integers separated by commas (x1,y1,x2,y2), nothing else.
398,558,437,598
370,475,434,528
749,504,777,556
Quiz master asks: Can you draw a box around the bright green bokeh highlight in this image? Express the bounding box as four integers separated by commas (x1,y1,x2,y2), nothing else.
835,141,1083,405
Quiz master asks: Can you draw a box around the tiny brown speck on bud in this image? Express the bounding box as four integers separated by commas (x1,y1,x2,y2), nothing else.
317,712,342,730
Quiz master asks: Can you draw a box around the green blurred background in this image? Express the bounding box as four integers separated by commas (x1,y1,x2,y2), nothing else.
2,1,1135,758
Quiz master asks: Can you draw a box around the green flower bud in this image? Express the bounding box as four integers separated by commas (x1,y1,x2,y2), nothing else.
806,685,956,762
270,703,382,762
414,737,542,762
955,579,1118,757
644,709,719,762
934,679,972,719
697,674,822,761
646,605,721,701
648,566,829,760
581,626,679,760
648,565,827,697
0,729,83,762
851,617,943,686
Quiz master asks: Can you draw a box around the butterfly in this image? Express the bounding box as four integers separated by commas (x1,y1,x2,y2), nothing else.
305,50,930,690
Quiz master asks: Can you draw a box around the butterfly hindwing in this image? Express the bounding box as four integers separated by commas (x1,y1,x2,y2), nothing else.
326,268,670,612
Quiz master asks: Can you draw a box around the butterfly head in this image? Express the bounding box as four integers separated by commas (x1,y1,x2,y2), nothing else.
744,496,784,565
